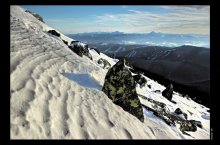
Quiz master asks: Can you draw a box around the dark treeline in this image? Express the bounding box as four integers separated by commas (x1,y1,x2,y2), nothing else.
116,56,210,108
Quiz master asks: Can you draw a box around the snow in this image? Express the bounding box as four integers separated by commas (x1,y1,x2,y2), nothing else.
136,75,210,139
10,6,210,139
62,73,102,90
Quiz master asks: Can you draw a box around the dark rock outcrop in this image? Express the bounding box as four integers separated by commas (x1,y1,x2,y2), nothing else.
191,120,202,128
133,74,147,88
162,83,173,101
48,30,60,37
69,41,92,60
25,10,45,23
62,39,68,45
180,120,197,132
102,59,144,122
174,108,188,120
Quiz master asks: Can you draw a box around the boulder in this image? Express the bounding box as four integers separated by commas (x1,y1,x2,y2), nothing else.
162,83,173,101
174,108,188,120
48,30,60,37
180,120,197,132
70,46,83,57
133,74,147,88
69,41,92,60
102,59,144,122
98,58,111,69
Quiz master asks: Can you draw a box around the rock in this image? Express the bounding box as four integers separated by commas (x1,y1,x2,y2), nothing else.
90,47,100,55
133,74,147,88
191,120,202,128
48,30,60,37
124,58,133,69
142,103,175,126
62,39,68,45
98,58,111,69
170,100,177,104
85,51,93,61
162,83,173,101
174,108,187,120
180,120,197,132
174,108,182,114
102,59,144,122
154,90,161,93
70,46,83,57
147,84,151,89
69,41,92,60
25,10,44,23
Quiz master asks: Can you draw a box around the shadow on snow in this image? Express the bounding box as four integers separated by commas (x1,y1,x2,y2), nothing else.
62,72,101,90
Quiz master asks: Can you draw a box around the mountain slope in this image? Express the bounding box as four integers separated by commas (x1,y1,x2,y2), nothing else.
10,6,210,139
10,6,156,139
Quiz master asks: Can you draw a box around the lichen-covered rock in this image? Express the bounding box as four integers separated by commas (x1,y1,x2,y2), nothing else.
162,83,173,101
98,58,111,69
180,120,197,132
102,59,144,122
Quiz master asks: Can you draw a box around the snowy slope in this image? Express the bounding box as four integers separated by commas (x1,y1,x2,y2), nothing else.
136,76,210,139
10,6,210,139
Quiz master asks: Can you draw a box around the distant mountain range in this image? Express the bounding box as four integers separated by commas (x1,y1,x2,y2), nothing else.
67,31,210,48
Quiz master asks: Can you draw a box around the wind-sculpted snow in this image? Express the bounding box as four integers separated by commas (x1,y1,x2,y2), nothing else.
10,6,210,139
62,73,102,90
10,6,156,139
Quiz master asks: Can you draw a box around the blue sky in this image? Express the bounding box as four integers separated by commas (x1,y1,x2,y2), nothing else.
21,5,210,35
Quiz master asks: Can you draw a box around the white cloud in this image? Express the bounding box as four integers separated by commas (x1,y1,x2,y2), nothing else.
45,6,209,34
95,6,210,34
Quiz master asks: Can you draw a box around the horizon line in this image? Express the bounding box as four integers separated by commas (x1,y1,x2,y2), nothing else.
64,31,210,36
